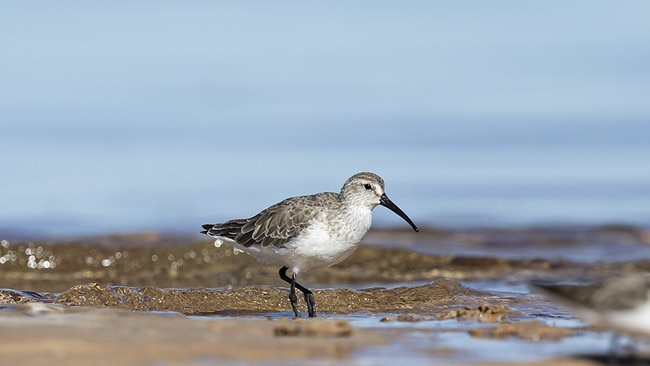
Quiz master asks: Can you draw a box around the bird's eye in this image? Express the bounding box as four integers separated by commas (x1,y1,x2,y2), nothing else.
364,184,372,190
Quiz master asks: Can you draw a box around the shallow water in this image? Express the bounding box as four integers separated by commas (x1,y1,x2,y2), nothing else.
1,226,650,364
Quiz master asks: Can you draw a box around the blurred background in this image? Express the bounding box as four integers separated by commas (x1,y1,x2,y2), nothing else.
2,2,649,237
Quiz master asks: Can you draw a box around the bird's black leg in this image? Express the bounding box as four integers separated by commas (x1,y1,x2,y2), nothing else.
278,266,300,317
278,266,316,317
279,266,300,317
303,290,315,318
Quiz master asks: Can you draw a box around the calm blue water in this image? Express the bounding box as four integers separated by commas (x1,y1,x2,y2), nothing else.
2,2,650,237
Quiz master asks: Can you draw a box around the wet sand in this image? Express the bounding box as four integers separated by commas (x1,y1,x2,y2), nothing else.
0,304,377,365
1,226,650,365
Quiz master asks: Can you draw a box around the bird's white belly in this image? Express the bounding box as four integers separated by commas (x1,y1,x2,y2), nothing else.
599,300,650,335
287,211,372,273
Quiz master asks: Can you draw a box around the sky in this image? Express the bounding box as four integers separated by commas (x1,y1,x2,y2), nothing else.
2,2,650,236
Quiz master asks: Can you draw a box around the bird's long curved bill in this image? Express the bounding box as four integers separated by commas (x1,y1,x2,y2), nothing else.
380,194,419,232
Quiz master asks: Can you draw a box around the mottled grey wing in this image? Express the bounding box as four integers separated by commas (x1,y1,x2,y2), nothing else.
533,275,650,311
203,193,337,248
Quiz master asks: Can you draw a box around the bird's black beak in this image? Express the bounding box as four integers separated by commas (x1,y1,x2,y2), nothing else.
380,193,419,232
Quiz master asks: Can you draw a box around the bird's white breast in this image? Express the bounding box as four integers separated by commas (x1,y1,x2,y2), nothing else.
286,206,372,273
601,300,650,335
